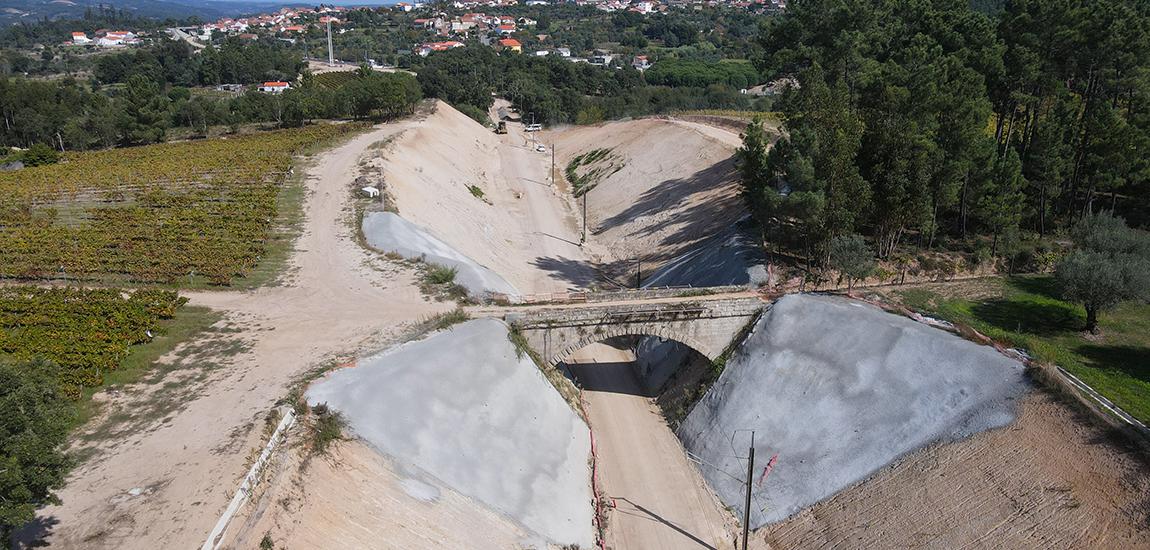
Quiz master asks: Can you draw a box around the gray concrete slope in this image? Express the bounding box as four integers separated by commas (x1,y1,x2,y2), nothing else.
306,318,593,547
636,220,767,391
642,219,767,289
362,211,519,298
679,294,1029,528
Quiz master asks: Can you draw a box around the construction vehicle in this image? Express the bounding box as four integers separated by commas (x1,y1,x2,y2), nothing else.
495,120,507,134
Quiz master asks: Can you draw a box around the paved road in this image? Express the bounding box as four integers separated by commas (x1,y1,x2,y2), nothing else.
167,28,205,49
566,343,736,550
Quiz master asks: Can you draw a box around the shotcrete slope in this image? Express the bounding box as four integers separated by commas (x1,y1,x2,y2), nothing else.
679,294,1029,527
306,319,593,547
362,211,518,297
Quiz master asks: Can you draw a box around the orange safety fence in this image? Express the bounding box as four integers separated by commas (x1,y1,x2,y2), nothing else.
578,394,609,550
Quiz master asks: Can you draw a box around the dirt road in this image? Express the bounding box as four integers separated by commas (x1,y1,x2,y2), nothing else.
37,122,448,549
491,100,598,291
566,343,736,550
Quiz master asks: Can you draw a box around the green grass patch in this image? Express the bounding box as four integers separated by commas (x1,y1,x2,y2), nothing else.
424,264,458,285
565,147,623,196
413,308,470,334
896,276,1150,424
73,305,222,429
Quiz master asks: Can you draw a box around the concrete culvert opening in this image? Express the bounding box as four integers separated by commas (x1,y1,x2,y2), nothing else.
559,336,736,550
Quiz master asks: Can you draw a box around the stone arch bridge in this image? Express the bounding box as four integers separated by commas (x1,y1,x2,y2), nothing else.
498,290,766,367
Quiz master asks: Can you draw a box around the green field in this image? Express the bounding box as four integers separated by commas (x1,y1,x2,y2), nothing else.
895,276,1150,424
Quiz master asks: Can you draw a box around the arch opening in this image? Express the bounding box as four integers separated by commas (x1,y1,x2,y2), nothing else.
557,332,715,426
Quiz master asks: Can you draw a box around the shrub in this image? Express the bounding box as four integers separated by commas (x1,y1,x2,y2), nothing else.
0,359,74,541
454,103,492,127
424,264,458,285
308,403,345,456
22,143,60,167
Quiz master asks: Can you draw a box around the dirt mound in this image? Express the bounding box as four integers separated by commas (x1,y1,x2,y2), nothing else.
680,294,1030,527
229,439,534,550
550,118,745,280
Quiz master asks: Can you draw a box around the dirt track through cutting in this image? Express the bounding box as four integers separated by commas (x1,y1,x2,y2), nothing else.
566,343,736,550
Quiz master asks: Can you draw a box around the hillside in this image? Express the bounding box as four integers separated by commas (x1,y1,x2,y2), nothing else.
551,118,747,283
379,100,592,294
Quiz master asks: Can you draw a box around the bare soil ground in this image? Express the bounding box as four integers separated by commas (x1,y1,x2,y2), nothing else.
755,393,1150,549
566,343,737,550
228,439,532,550
32,121,448,549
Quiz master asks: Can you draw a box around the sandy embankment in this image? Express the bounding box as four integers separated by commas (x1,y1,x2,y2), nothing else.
548,118,748,282
373,104,758,295
378,101,592,295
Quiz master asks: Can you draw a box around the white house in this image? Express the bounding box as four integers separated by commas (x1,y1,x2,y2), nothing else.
259,81,291,94
96,31,138,47
71,32,91,45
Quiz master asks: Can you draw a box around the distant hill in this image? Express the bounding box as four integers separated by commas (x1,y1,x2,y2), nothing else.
0,0,297,24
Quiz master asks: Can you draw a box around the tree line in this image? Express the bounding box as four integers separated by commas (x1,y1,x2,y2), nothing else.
94,38,304,87
0,65,419,150
739,0,1150,269
414,44,768,127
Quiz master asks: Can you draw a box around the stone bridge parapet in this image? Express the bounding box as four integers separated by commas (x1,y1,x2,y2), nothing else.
507,296,763,366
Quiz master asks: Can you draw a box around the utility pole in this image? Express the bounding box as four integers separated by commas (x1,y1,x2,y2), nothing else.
581,190,587,245
742,431,755,550
326,19,334,66
635,257,642,288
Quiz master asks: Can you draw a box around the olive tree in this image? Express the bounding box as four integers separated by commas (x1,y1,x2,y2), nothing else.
1056,213,1150,333
829,233,875,293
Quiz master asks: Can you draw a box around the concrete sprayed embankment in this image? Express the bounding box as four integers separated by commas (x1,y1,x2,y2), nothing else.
306,319,593,547
362,211,519,298
679,294,1029,527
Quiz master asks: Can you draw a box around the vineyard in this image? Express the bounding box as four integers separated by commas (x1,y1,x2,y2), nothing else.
0,287,186,398
0,123,361,285
314,71,359,90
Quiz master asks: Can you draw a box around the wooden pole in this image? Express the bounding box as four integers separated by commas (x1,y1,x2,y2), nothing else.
743,432,755,550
